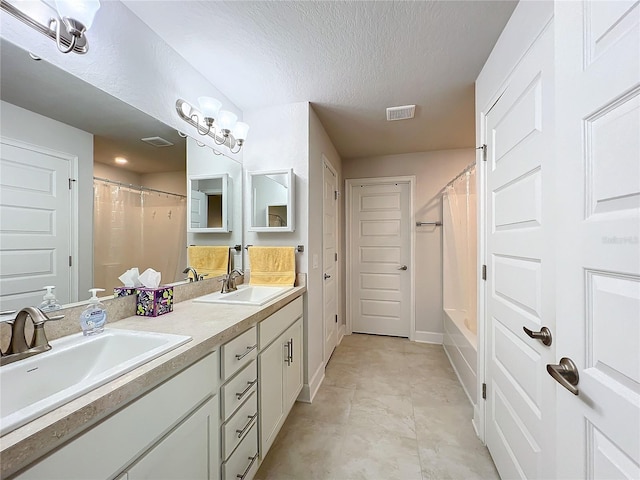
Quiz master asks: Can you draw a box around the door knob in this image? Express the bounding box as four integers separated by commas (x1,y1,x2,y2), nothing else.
547,357,579,395
523,326,552,346
398,265,408,270
324,273,331,280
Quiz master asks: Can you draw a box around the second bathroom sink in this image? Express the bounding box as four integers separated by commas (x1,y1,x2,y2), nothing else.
193,285,294,306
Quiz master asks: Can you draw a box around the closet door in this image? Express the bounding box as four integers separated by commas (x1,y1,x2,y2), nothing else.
554,1,640,478
483,16,557,480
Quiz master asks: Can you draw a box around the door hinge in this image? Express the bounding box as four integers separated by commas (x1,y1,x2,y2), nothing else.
335,314,338,323
482,264,487,281
334,190,339,200
476,144,487,162
69,256,73,267
335,252,338,262
482,383,487,400
68,178,76,189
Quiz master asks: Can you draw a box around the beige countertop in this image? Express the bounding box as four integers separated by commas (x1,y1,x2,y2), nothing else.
0,286,306,479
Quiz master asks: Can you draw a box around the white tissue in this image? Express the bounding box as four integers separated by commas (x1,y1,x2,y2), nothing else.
139,268,161,288
118,267,142,288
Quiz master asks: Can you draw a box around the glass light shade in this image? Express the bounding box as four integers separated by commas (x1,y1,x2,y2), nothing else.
197,96,221,120
180,101,191,117
55,0,101,30
233,122,250,141
218,110,238,131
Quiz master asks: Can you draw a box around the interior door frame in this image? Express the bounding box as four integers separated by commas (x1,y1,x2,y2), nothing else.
345,176,416,340
322,154,340,364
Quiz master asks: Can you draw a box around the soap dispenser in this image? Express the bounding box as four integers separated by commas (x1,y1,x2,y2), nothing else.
80,288,107,336
38,286,62,313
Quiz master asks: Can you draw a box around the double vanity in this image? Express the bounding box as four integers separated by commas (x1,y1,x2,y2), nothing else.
0,283,305,480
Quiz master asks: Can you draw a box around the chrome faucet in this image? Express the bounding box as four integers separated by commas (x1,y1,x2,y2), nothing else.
1,307,64,366
220,269,243,294
183,266,205,282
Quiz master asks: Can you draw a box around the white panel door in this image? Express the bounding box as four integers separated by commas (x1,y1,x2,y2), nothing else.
350,181,410,337
190,189,207,228
555,2,640,478
484,23,557,479
323,159,338,362
0,140,72,311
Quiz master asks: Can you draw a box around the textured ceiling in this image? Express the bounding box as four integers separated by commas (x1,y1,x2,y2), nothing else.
0,39,186,174
123,0,517,159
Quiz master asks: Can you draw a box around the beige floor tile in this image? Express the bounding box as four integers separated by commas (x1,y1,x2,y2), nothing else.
294,385,355,424
419,443,500,480
329,423,422,480
414,405,479,449
348,390,416,439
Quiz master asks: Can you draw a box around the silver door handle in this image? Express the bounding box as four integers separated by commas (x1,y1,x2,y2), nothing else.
523,326,552,346
324,273,331,279
398,265,408,270
547,357,579,395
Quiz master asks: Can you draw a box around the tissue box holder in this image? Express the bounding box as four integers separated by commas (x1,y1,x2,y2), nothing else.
114,287,137,298
136,286,174,317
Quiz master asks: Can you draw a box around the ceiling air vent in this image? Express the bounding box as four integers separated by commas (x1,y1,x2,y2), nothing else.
141,136,174,147
386,105,416,121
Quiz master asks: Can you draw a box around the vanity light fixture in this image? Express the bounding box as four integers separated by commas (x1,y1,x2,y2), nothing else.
175,99,249,154
0,0,100,55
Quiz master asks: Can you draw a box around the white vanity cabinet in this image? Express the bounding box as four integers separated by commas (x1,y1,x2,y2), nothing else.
258,297,303,458
14,353,220,480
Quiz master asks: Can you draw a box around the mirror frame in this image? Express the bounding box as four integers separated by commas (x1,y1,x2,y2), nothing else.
247,168,295,232
187,173,232,233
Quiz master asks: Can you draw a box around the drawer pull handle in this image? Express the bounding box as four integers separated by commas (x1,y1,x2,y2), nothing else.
235,379,258,400
236,453,259,480
235,344,258,360
284,341,291,366
235,412,258,438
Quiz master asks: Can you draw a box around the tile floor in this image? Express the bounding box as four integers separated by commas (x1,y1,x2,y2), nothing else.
255,333,499,480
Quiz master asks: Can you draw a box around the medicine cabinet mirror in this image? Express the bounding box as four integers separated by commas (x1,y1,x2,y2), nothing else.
248,168,295,232
188,174,232,233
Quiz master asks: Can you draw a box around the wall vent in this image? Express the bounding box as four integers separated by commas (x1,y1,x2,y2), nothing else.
386,105,416,121
141,136,174,147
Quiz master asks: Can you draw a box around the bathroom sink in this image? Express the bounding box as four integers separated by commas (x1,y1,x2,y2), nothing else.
193,285,294,306
0,329,191,436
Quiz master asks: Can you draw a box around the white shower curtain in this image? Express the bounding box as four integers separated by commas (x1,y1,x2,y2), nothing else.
442,166,477,333
94,180,187,294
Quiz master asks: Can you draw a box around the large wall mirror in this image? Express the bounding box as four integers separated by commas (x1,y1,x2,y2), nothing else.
0,39,243,311
248,169,295,232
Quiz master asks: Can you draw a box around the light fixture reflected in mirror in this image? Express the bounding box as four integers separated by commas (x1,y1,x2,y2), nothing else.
175,99,249,154
0,0,100,54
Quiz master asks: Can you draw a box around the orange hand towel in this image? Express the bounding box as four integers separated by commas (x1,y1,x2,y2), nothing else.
187,246,230,279
248,246,296,286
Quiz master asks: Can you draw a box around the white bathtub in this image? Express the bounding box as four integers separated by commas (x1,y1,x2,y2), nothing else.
443,308,477,406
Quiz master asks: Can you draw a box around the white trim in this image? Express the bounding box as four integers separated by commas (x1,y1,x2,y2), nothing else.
297,362,324,404
337,323,346,345
345,176,416,340
0,136,79,303
413,330,444,345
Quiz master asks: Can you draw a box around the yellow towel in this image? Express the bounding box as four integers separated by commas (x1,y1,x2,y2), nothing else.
248,246,296,286
188,246,229,279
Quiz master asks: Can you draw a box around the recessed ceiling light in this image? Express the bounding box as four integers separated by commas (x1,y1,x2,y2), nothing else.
115,157,128,165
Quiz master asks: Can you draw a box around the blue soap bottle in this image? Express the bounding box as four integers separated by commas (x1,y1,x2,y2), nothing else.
80,288,107,336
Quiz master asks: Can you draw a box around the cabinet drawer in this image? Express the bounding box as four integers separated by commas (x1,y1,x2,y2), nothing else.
221,359,257,421
221,392,257,461
221,326,257,381
222,423,258,480
258,296,303,348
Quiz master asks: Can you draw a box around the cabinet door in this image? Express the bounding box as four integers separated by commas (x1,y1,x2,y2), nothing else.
258,338,285,457
284,318,303,410
128,396,219,480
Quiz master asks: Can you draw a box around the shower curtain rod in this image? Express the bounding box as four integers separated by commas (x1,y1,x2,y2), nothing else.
439,162,476,195
93,176,187,199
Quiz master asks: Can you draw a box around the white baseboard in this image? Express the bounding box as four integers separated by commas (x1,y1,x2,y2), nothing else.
414,330,444,344
337,324,346,344
297,362,325,404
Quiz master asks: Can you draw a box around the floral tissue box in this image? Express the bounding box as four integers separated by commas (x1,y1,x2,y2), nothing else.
113,287,137,298
136,286,174,317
